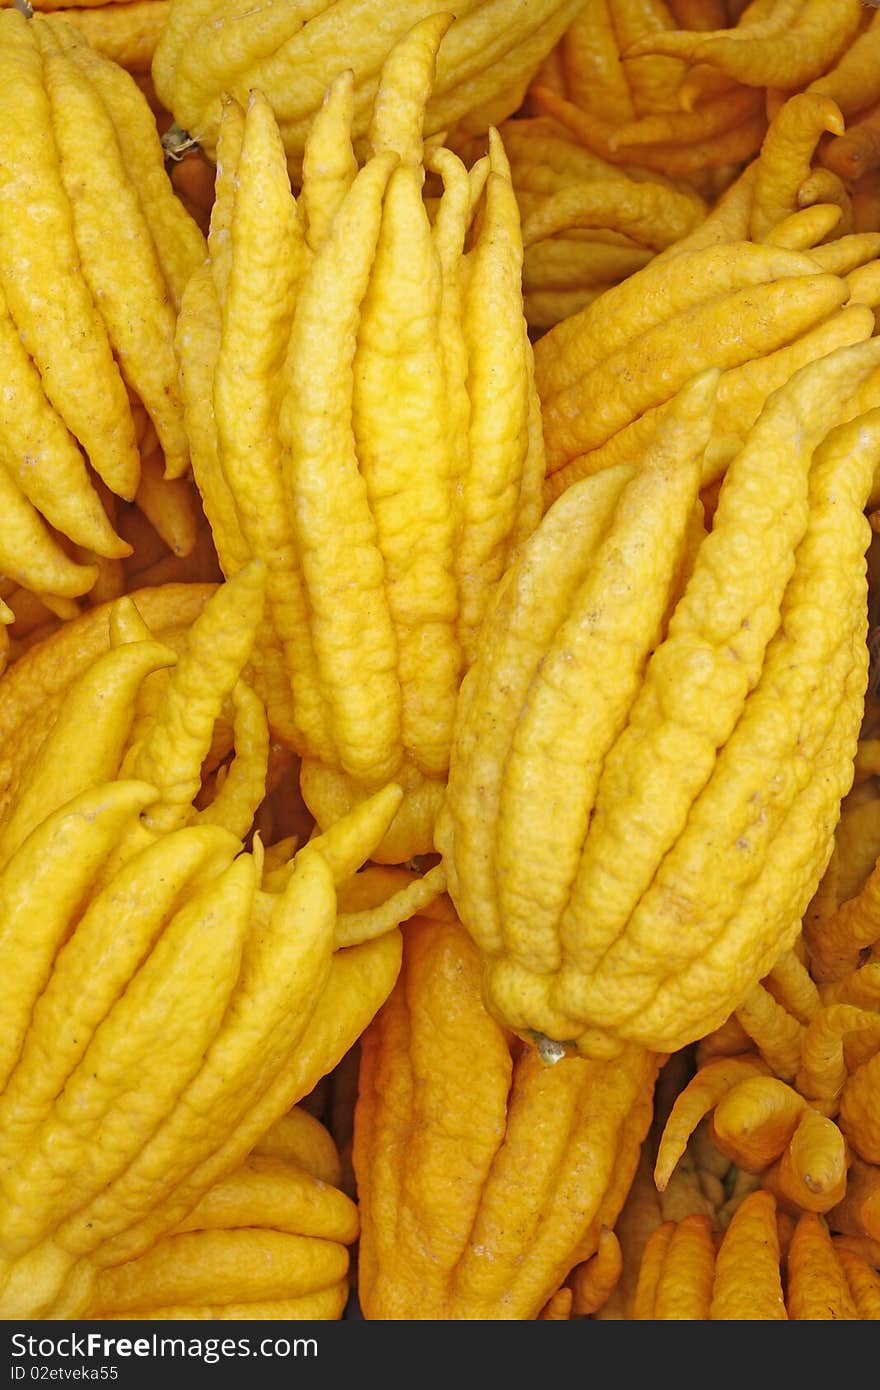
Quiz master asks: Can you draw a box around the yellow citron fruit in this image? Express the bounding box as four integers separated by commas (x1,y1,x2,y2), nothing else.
176,17,544,862
452,114,708,334
0,582,215,822
632,1194,880,1321
151,0,588,179
43,2,172,77
353,902,660,1320
82,1107,358,1321
524,0,771,195
623,0,865,97
0,8,207,616
0,573,433,1318
437,340,880,1058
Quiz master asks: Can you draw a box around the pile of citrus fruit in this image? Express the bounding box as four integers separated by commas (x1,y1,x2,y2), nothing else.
3,0,880,1320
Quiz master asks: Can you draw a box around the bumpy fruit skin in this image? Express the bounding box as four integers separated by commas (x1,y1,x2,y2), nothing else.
632,1193,880,1320
532,74,880,511
0,7,217,645
0,582,215,823
524,0,769,194
622,0,864,96
0,578,409,1319
176,18,544,863
438,339,880,1059
451,115,706,334
151,0,588,177
82,1108,358,1321
352,902,660,1320
42,3,171,76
